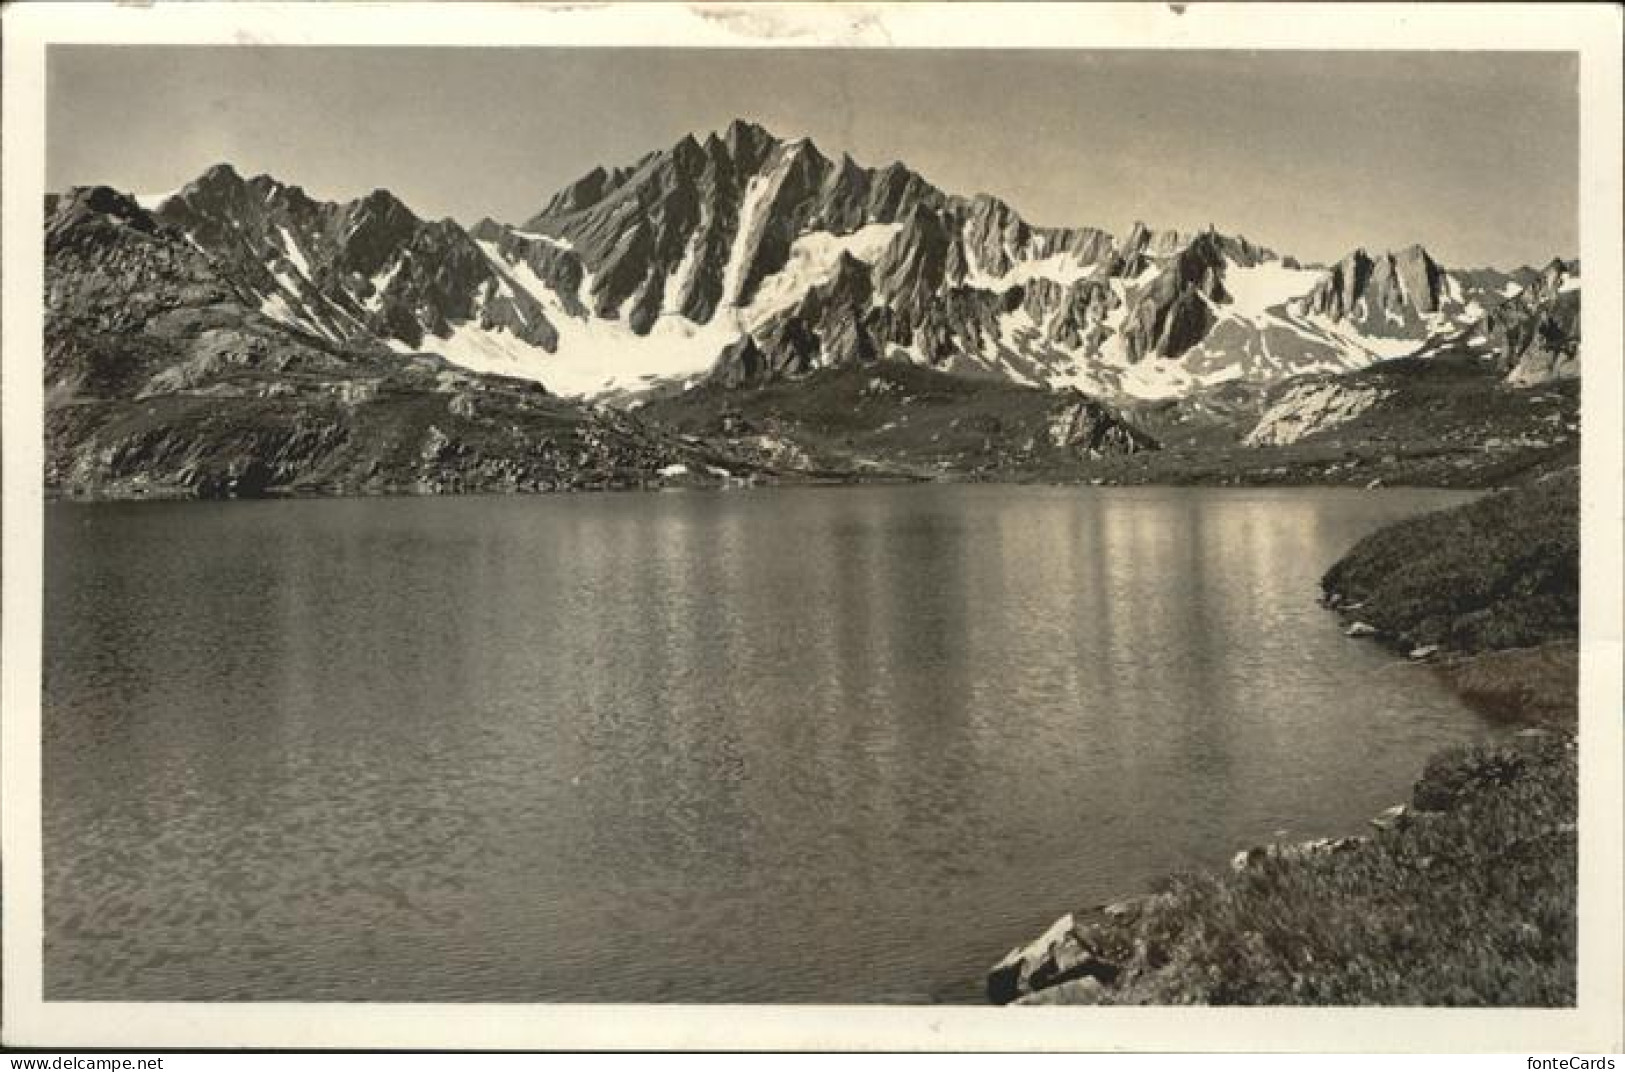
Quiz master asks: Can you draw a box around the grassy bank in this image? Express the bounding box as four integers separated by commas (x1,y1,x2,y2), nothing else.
990,469,1580,1006
1322,469,1579,654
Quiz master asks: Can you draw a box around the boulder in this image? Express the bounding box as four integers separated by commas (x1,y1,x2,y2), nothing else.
1370,804,1411,832
987,913,1074,1005
987,913,1122,1005
1014,976,1107,1005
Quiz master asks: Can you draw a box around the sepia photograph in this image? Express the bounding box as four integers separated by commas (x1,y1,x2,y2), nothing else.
3,0,1621,1054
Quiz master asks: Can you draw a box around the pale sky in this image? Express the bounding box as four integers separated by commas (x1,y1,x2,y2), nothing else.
47,47,1577,269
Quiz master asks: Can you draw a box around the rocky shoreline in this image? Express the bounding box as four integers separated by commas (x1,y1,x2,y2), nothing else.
985,472,1580,1006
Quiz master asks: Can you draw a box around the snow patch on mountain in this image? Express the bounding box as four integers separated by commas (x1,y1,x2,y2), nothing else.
967,251,1102,291
663,226,708,317
366,258,404,312
1111,357,1202,400
1223,261,1323,326
134,189,178,212
730,223,900,331
272,267,305,300
259,292,302,330
512,230,573,250
278,226,312,278
450,221,912,395
422,321,552,382
722,150,800,307
1300,313,1423,362
458,240,740,394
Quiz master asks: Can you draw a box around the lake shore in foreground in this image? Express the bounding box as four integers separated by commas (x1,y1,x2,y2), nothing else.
987,469,1580,1006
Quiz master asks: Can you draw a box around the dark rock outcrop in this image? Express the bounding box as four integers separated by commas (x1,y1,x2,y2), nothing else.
1298,244,1446,337
988,913,1123,1005
1047,392,1160,455
1120,231,1232,361
707,335,772,389
1477,259,1581,386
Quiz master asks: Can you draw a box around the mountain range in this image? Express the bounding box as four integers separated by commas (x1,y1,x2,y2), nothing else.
44,118,1582,497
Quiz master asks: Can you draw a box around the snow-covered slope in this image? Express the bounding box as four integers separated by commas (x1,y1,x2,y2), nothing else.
440,220,908,396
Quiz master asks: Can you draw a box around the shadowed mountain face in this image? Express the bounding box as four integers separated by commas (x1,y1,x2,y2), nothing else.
1298,246,1447,335
83,119,1579,403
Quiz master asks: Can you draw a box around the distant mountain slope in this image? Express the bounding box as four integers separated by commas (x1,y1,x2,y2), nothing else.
1425,259,1581,387
103,119,1578,402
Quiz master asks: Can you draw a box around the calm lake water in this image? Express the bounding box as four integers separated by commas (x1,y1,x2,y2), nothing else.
44,484,1493,1003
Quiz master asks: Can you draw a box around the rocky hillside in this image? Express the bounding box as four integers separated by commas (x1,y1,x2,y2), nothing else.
1480,261,1581,387
1244,349,1578,455
44,187,762,498
1401,258,1581,386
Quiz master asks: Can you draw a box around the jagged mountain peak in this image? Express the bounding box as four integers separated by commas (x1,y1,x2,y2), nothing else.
721,117,784,169
468,217,506,242
115,162,566,357
196,161,244,185
170,162,256,208
724,116,775,142
1332,243,1439,270
346,187,421,232
1294,242,1450,336
164,163,312,217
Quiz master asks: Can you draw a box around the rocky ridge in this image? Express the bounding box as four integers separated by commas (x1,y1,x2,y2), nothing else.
100,119,1579,404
